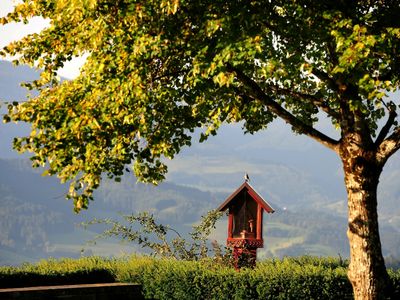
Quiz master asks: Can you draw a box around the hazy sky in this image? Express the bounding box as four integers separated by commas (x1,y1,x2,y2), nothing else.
0,0,83,79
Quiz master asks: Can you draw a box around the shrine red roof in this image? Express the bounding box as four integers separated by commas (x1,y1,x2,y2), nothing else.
217,181,275,213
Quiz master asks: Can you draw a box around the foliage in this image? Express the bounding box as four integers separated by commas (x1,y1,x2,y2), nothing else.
1,255,397,299
82,209,233,264
1,1,399,212
0,256,117,288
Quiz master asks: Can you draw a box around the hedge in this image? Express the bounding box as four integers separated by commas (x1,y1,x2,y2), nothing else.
1,256,399,299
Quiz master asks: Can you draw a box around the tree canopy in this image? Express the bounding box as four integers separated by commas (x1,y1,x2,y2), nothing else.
2,1,400,298
1,0,399,210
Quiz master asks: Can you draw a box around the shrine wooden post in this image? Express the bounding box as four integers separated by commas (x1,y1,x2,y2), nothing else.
217,181,274,269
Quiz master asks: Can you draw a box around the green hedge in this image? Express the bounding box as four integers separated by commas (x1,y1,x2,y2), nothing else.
1,256,399,299
135,257,353,300
0,256,116,288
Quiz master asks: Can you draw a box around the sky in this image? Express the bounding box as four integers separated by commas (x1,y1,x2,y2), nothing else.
0,0,83,79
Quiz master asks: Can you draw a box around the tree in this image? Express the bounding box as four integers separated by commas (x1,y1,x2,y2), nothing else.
82,210,231,263
1,0,400,298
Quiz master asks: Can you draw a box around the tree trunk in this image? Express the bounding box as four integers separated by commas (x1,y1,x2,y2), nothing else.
340,135,391,300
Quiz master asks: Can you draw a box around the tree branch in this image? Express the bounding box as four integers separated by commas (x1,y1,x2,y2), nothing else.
267,84,341,120
311,69,360,136
377,126,400,164
311,68,340,93
375,103,397,147
227,64,340,152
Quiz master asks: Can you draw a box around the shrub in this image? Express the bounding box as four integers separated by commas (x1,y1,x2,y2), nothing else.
0,256,116,288
2,255,400,299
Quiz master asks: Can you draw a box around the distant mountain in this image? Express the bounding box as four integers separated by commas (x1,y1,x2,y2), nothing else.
1,59,400,265
2,156,400,264
0,157,217,265
0,60,37,158
0,60,40,101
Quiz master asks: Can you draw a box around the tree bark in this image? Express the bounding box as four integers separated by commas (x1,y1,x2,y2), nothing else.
340,134,391,300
